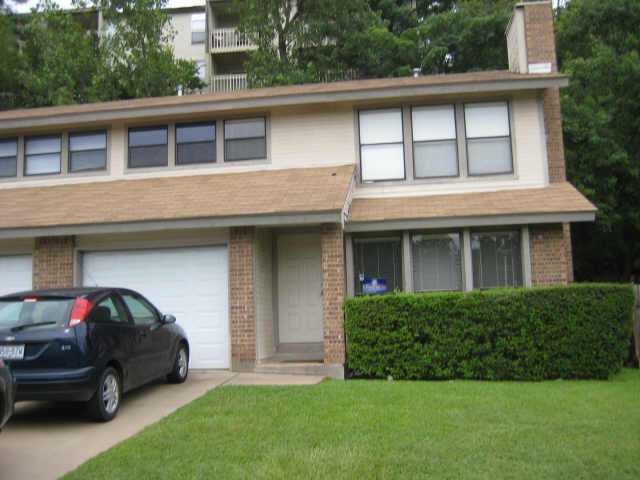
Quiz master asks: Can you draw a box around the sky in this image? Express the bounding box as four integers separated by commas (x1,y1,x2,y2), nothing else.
11,0,204,14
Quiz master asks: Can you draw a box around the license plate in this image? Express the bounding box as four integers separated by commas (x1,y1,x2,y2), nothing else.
0,344,25,360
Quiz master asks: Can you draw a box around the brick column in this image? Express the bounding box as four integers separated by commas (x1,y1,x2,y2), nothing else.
529,224,570,286
33,236,75,289
320,223,345,367
229,227,256,369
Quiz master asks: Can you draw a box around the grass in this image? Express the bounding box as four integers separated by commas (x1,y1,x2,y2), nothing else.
64,369,640,480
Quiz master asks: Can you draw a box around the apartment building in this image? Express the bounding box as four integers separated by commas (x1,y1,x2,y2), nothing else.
0,2,594,378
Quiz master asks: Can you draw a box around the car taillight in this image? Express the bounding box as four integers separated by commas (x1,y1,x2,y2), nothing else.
69,298,93,327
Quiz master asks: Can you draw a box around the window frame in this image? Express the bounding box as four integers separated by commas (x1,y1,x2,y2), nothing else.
352,235,404,296
463,101,514,177
127,125,169,169
223,116,268,162
0,137,18,178
190,12,206,45
410,104,460,180
175,121,217,166
469,228,524,290
357,107,406,183
68,130,108,173
24,134,62,177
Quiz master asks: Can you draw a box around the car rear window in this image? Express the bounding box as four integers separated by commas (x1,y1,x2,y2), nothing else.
0,298,75,331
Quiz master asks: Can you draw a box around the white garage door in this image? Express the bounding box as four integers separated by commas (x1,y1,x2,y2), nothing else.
0,255,32,297
82,246,229,369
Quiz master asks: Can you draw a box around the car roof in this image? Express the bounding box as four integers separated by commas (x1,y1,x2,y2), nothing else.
0,287,134,300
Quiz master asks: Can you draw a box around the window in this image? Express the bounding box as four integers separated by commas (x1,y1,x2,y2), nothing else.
0,138,17,178
464,102,513,176
121,294,158,326
412,233,462,292
359,109,405,182
128,127,168,168
90,296,127,323
69,131,107,172
191,13,206,44
176,122,216,165
471,230,523,289
224,118,266,161
353,238,403,295
412,105,458,178
25,135,61,176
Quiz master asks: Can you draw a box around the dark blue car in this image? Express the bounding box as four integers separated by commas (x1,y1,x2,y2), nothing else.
0,288,190,422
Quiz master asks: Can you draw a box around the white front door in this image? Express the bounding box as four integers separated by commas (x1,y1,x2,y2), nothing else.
277,233,323,344
0,255,32,296
82,246,229,369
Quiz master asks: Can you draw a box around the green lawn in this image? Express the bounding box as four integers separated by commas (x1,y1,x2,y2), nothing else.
65,370,640,480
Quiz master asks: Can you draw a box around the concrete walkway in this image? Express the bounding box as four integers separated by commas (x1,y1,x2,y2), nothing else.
0,371,323,480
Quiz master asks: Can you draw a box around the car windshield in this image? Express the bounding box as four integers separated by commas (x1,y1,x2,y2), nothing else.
0,298,74,331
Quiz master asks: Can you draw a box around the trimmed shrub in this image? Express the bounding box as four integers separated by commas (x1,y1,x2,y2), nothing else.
344,284,634,380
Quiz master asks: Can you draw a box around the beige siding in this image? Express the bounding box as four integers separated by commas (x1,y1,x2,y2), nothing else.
255,228,275,361
168,10,207,63
507,9,528,74
270,104,357,169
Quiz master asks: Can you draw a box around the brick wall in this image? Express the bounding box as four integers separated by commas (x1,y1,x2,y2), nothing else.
33,236,75,289
529,224,571,286
229,227,256,368
320,223,346,365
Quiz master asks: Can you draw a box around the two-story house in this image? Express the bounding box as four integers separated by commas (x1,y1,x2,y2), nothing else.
0,1,595,378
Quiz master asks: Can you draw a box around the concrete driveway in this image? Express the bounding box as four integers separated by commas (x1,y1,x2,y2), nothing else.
0,371,234,480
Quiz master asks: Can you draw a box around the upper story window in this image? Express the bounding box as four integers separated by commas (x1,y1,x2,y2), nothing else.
359,109,405,182
0,138,17,178
69,131,107,172
412,105,458,179
464,102,513,176
128,126,168,169
191,13,206,44
176,122,216,165
25,135,61,176
224,117,266,162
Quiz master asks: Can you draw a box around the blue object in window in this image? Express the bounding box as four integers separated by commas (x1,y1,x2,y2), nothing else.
361,278,388,295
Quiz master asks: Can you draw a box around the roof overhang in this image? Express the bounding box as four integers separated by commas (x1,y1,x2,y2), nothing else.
0,72,569,132
346,183,596,233
0,165,355,238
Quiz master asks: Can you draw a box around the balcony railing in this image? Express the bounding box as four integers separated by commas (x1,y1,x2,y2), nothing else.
210,28,256,52
211,73,248,92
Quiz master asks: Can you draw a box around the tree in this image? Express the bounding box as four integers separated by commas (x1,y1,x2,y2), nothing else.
556,0,640,281
0,12,20,109
91,0,202,101
17,1,100,108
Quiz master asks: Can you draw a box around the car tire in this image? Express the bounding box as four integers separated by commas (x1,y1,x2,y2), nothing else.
87,367,121,422
167,345,189,384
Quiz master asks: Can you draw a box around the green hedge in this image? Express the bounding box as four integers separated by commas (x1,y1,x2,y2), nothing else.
344,284,635,380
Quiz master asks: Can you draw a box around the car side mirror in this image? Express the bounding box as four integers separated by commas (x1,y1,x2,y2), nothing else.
162,314,176,324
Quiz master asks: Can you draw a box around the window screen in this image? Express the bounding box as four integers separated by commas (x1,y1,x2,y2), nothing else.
353,238,403,295
69,131,107,172
412,233,462,292
25,135,61,176
224,118,266,161
0,138,17,178
412,105,458,178
176,122,216,165
359,109,405,182
471,230,523,289
128,127,168,168
464,102,513,175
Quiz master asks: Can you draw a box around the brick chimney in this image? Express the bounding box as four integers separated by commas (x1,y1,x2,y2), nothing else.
507,1,574,281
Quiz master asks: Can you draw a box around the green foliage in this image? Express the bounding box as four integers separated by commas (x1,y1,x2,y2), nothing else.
93,0,203,100
345,284,634,380
0,13,20,109
17,0,100,108
557,0,640,281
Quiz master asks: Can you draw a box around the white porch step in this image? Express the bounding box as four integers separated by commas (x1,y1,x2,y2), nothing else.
254,360,343,379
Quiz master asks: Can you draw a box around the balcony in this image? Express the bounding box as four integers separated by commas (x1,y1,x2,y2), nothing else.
211,73,248,92
210,28,256,53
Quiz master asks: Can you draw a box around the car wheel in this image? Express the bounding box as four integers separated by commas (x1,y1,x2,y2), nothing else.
167,345,189,384
87,367,121,422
